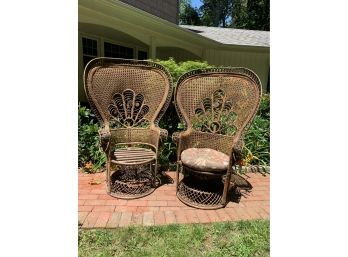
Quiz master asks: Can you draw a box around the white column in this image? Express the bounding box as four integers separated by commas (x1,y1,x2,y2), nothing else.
149,36,156,60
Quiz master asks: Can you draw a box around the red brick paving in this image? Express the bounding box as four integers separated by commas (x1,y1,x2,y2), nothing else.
78,171,270,228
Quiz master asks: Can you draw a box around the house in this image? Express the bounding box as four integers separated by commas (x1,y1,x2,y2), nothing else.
78,0,270,101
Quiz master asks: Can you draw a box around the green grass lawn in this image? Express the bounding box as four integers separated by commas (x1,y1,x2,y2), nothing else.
78,219,270,257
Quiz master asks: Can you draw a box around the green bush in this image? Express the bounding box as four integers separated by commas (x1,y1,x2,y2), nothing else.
242,94,270,166
78,104,106,173
155,58,212,84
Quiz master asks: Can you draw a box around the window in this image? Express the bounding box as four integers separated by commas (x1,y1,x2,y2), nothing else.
104,42,134,59
82,37,98,67
138,50,148,60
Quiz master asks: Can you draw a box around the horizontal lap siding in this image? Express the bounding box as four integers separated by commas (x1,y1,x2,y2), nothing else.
205,49,270,92
157,47,202,62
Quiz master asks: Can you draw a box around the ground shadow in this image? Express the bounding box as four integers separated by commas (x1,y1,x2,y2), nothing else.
229,173,253,203
156,171,174,187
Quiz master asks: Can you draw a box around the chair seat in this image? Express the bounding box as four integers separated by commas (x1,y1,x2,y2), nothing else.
112,147,156,165
181,148,229,173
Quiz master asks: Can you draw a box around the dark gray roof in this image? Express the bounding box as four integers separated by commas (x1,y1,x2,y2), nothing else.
180,25,270,47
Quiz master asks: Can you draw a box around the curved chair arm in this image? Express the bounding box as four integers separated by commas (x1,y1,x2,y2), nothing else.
149,126,167,146
172,131,181,145
98,127,111,153
232,139,244,165
172,130,192,145
159,128,168,142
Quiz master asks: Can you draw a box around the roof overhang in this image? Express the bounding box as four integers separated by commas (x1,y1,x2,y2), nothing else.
79,0,269,52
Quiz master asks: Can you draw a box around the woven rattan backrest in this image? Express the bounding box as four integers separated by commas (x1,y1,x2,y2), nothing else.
84,58,173,128
175,68,262,136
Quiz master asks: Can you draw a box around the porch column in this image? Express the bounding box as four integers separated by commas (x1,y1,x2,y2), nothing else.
149,36,156,60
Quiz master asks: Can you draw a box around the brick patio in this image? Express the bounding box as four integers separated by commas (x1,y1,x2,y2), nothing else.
78,171,269,228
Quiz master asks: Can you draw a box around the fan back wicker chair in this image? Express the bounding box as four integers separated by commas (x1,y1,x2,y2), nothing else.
173,68,262,209
84,58,173,199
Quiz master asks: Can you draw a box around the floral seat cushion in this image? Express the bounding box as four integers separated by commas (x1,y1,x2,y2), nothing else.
181,148,229,173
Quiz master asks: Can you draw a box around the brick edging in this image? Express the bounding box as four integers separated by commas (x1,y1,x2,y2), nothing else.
234,165,270,174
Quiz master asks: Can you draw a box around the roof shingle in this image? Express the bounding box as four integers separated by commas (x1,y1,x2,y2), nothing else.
180,25,270,47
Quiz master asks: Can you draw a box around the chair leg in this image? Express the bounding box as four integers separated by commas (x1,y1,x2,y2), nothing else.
154,159,158,179
175,162,181,191
106,159,111,194
221,168,233,206
106,149,113,194
150,160,154,187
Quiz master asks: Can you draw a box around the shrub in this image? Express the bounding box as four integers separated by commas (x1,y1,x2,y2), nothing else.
78,104,106,173
242,95,270,166
155,58,212,84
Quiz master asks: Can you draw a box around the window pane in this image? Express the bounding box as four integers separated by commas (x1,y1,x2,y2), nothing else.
104,42,133,59
82,37,97,56
138,51,147,60
82,37,98,68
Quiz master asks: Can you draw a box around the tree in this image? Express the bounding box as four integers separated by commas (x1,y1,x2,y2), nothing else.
200,0,233,27
179,0,202,25
179,0,270,31
231,0,270,31
246,0,269,30
231,0,248,29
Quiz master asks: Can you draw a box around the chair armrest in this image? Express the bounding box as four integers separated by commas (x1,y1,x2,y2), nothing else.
232,139,244,165
172,131,181,145
159,128,168,141
149,126,167,146
172,130,191,145
98,128,111,153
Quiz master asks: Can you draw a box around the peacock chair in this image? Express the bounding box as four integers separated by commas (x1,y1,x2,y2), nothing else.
84,57,173,199
173,67,262,209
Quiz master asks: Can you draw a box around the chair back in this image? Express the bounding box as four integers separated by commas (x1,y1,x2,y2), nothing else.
84,58,173,129
175,68,262,137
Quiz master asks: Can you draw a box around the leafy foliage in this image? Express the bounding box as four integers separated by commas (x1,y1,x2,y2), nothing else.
78,104,106,173
179,0,202,25
232,0,270,31
200,0,233,27
179,0,269,31
242,94,270,166
155,58,212,84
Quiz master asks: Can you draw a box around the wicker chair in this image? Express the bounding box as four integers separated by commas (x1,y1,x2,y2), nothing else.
173,68,262,209
84,58,173,199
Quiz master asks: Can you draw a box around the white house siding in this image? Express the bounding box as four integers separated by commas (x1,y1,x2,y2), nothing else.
204,48,270,92
154,46,270,92
157,47,202,62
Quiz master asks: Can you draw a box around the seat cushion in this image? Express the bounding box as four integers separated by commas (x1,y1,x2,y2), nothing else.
181,148,230,173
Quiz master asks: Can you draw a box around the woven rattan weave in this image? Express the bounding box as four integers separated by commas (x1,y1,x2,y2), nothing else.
173,68,262,209
84,58,173,199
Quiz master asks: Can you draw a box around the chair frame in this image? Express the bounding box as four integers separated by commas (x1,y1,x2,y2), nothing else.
173,67,262,209
84,57,173,199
